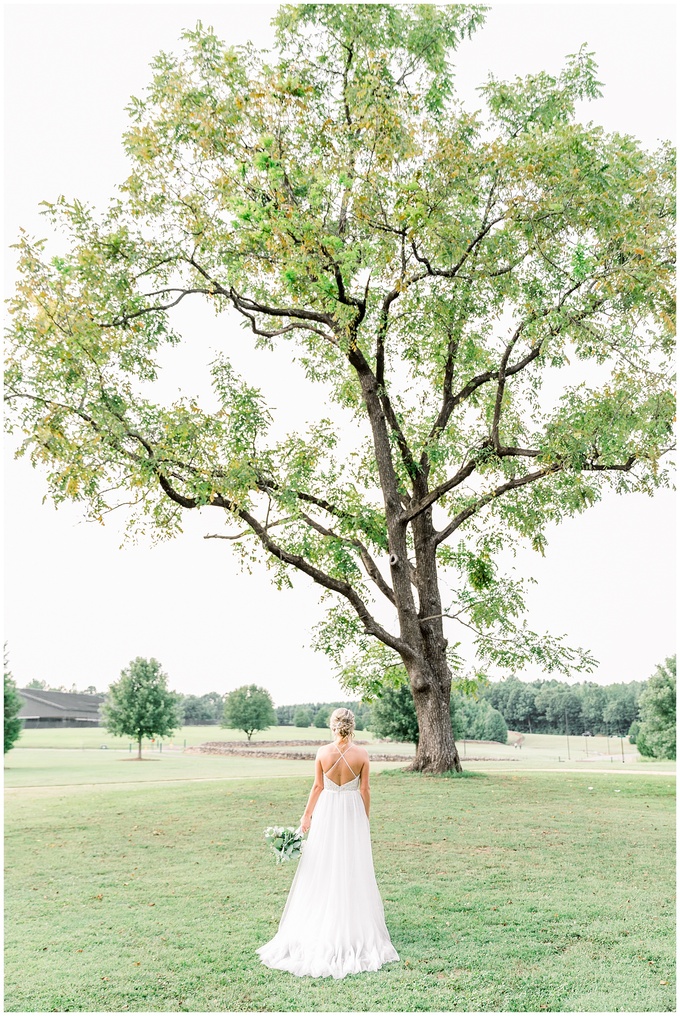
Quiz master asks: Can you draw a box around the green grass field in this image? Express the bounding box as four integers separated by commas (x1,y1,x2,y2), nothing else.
4,727,675,1013
8,723,671,778
10,724,348,750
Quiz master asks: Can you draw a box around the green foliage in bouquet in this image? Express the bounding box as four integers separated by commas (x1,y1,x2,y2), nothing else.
263,825,305,864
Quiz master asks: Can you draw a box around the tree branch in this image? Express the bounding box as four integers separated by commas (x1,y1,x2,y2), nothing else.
152,458,411,656
227,296,337,345
410,213,506,281
296,511,396,605
410,288,610,513
449,285,608,428
432,450,642,547
433,462,563,546
403,452,483,523
99,288,217,328
204,516,292,541
187,255,339,335
419,324,461,474
9,382,407,653
583,454,637,472
231,503,409,655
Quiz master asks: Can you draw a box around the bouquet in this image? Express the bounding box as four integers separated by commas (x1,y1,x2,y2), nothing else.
263,825,305,864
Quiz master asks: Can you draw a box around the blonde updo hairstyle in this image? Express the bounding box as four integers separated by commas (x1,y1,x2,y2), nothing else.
329,707,355,741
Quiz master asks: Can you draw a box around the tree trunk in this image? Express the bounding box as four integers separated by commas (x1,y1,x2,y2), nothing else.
405,666,463,774
357,363,462,774
137,736,142,760
402,505,463,774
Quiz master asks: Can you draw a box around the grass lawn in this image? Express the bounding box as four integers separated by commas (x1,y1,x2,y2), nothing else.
14,724,662,769
4,757,675,1012
3,748,411,791
11,725,384,751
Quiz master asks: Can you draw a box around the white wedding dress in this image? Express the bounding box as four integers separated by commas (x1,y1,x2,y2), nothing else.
256,745,400,979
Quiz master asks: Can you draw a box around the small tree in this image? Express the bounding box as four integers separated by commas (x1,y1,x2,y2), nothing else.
636,656,676,761
223,684,276,740
293,707,312,728
313,706,331,728
484,707,508,744
101,657,182,759
452,692,488,740
370,683,420,745
371,669,483,745
4,647,24,754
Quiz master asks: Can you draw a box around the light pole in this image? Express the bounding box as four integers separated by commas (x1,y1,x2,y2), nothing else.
584,732,589,757
619,734,625,763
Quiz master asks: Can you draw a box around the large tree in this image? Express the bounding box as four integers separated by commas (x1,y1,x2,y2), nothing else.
4,5,675,772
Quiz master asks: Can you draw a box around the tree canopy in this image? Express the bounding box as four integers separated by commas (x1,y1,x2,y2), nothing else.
101,656,182,757
222,683,277,739
5,4,675,771
4,648,24,754
636,655,676,760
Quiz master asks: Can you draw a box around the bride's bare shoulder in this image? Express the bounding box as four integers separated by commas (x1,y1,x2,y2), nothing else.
318,741,367,756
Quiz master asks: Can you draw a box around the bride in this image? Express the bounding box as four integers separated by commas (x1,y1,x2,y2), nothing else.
256,708,400,979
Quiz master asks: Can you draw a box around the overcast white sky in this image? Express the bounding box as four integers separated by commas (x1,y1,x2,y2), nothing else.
3,2,676,705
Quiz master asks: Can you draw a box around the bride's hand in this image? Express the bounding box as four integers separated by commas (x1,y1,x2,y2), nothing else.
300,815,311,834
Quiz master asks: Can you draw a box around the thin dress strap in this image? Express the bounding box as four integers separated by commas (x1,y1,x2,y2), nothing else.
324,745,358,779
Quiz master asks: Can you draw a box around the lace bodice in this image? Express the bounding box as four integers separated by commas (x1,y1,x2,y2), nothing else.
323,772,360,792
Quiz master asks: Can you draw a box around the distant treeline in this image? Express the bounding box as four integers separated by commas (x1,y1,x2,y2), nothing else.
25,676,649,739
173,695,373,729
177,692,225,725
274,701,372,730
477,676,644,736
276,678,646,739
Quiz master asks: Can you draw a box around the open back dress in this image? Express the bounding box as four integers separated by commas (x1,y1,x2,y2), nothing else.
256,744,400,979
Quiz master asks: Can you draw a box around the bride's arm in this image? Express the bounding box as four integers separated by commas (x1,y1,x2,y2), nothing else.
359,754,370,821
300,752,325,833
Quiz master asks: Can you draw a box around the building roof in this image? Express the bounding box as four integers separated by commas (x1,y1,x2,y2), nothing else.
17,688,106,720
